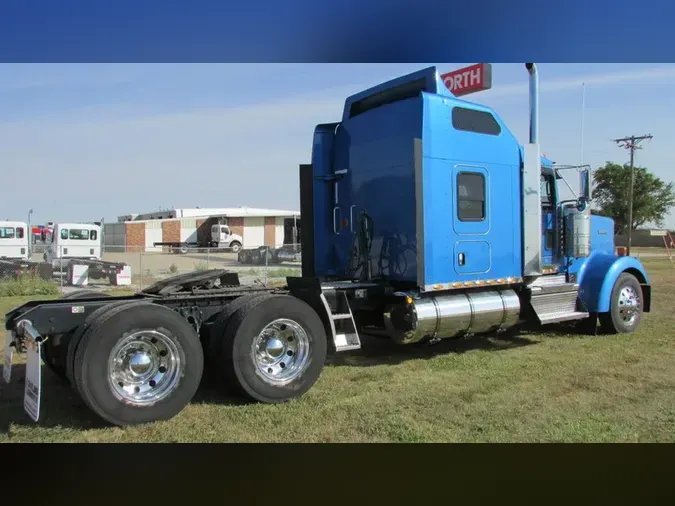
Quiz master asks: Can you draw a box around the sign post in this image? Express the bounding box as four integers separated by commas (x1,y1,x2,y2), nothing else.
441,63,493,97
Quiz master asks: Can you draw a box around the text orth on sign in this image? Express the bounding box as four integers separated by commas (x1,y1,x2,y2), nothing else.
441,63,493,97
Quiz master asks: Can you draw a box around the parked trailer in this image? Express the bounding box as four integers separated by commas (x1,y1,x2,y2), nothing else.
2,64,652,427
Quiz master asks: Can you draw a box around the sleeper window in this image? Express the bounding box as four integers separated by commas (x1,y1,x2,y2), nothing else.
457,172,486,221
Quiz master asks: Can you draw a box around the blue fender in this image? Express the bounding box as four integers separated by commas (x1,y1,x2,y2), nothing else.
577,252,650,313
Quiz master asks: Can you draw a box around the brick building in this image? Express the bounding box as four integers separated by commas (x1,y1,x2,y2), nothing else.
104,207,300,252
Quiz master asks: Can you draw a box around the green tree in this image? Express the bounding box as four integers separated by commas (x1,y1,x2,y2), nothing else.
592,162,675,234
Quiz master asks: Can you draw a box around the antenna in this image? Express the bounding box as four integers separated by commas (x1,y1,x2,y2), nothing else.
580,82,586,168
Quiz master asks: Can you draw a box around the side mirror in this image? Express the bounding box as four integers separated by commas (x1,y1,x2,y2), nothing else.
580,169,591,202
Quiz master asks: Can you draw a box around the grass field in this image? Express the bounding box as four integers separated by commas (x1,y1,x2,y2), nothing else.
1,258,674,443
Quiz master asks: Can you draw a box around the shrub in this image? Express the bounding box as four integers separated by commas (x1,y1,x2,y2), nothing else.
0,273,60,297
193,261,209,271
169,263,178,274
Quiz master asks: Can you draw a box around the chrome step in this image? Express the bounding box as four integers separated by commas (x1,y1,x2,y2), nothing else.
538,311,589,325
333,333,362,351
528,274,567,287
319,288,362,352
529,279,589,325
332,313,351,320
529,282,579,295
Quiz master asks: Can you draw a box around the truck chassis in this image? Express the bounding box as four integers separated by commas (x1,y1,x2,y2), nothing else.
2,266,650,427
4,269,332,425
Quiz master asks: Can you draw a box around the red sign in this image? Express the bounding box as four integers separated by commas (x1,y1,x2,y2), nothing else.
441,63,492,97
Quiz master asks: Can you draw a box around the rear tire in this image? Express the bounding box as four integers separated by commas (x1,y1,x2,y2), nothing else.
206,293,274,367
599,272,643,334
73,302,203,426
218,295,327,404
66,300,145,391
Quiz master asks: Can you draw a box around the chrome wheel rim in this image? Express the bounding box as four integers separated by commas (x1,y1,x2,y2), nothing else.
108,330,184,405
252,319,310,385
618,285,640,325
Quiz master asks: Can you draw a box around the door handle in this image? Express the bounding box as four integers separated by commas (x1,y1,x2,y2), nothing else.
350,205,356,233
333,206,341,235
458,253,465,266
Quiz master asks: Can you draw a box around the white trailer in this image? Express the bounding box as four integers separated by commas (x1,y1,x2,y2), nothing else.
0,221,29,260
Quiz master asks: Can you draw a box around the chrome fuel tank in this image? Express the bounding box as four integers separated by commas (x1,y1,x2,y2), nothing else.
386,289,521,345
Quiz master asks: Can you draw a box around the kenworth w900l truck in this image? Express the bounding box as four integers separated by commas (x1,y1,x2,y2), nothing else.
2,64,650,427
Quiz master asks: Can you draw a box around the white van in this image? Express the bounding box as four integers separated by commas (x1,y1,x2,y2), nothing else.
45,223,102,268
0,221,29,260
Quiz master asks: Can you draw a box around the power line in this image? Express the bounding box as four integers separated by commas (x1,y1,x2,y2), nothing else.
612,134,653,256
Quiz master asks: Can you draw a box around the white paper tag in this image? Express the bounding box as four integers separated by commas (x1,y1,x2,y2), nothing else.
24,339,42,422
3,330,14,384
71,264,89,286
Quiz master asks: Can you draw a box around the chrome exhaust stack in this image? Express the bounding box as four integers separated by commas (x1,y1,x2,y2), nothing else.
522,63,542,277
525,63,539,144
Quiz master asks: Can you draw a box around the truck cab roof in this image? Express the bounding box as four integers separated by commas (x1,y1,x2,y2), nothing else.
342,65,554,171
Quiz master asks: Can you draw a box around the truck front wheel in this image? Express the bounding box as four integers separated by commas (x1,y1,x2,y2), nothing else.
599,272,643,334
218,295,327,403
72,302,204,426
229,241,242,253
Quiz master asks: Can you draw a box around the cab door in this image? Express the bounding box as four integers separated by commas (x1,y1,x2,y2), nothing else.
452,165,491,275
448,159,520,282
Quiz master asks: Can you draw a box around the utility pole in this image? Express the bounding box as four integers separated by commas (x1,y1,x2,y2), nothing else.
612,134,653,256
27,208,33,259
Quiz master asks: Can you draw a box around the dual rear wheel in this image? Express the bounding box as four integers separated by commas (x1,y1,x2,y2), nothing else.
42,292,327,426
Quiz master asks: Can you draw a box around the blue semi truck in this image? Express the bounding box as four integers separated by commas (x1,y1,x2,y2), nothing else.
2,64,651,426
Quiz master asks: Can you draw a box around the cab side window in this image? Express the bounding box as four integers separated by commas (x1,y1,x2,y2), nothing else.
0,227,15,239
457,172,486,222
61,229,69,240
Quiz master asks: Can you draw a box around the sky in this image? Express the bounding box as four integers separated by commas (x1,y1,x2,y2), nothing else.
1,63,674,228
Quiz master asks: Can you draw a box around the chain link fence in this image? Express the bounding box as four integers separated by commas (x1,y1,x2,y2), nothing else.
0,242,302,297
